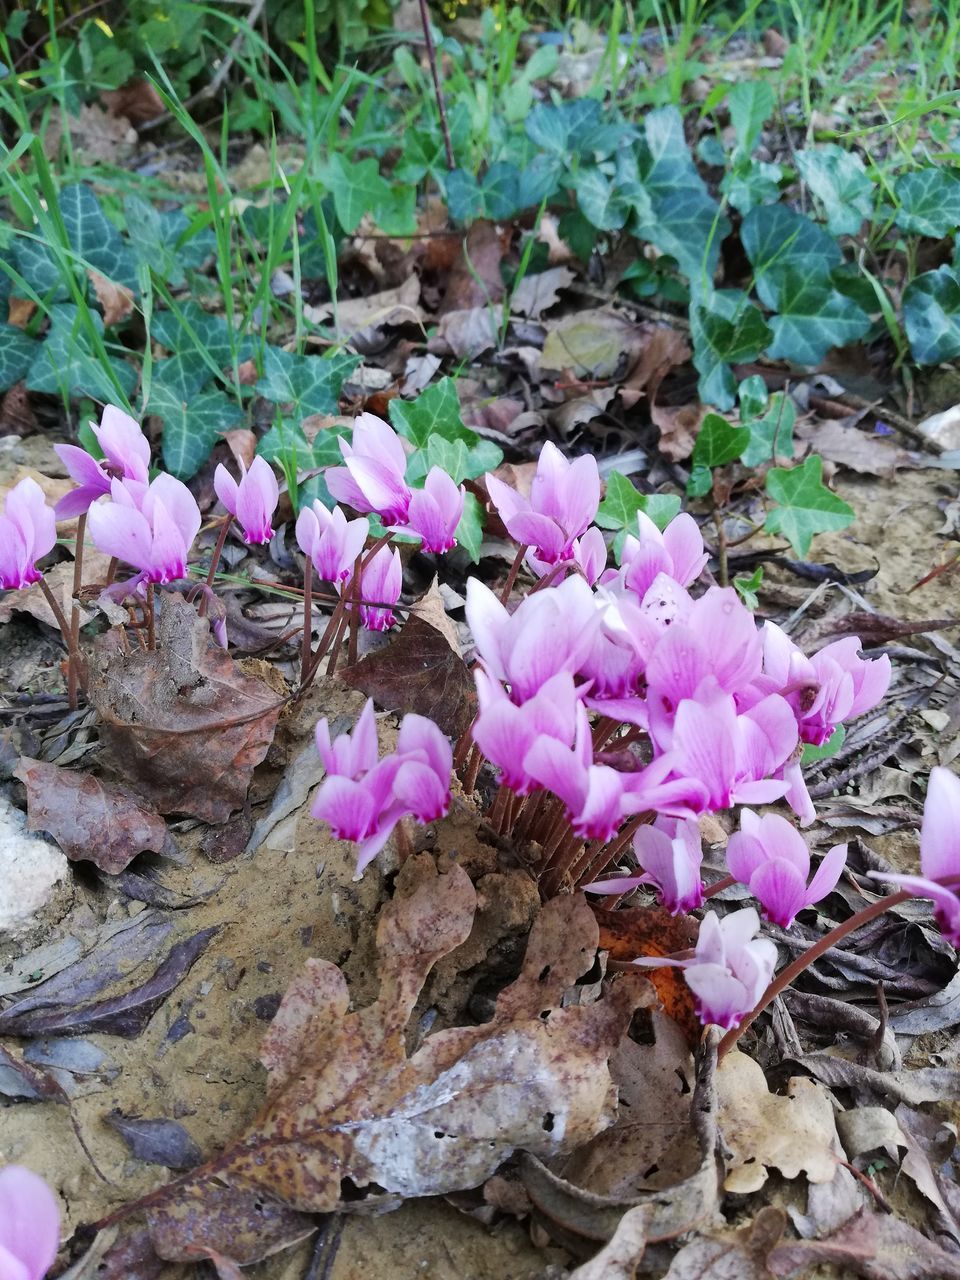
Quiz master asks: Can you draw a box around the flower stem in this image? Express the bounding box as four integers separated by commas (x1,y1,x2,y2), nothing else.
38,578,76,701
703,874,736,899
500,544,527,603
417,0,455,169
145,582,156,650
68,512,86,706
717,888,912,1060
300,554,313,688
199,515,232,617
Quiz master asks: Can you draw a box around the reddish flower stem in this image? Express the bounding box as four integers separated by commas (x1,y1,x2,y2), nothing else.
703,874,736,898
499,544,527,603
145,582,156,650
68,512,86,706
198,515,232,617
300,554,313,688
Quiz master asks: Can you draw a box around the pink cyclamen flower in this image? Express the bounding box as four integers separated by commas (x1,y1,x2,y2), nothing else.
315,698,380,780
870,766,960,945
401,466,465,554
391,713,453,823
214,456,279,545
472,669,580,794
54,405,151,519
585,817,705,914
296,501,369,583
0,477,57,590
637,907,777,1030
326,413,412,524
523,704,625,841
87,474,201,585
802,638,891,747
485,440,600,564
0,1165,60,1280
726,810,847,928
359,544,402,631
605,511,707,601
465,574,599,704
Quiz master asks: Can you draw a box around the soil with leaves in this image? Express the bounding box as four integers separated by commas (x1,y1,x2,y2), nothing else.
7,5,960,1279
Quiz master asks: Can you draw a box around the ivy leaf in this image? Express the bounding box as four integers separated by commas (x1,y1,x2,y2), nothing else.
733,565,763,610
257,420,348,472
737,374,769,421
148,383,243,480
764,455,855,557
795,146,873,236
687,412,749,497
444,170,485,224
320,154,390,235
406,433,503,487
801,723,845,764
525,98,607,155
690,290,772,409
124,195,216,286
903,266,960,364
721,158,783,214
372,183,417,236
256,347,359,419
573,167,631,231
480,162,521,220
26,306,136,401
727,81,774,158
0,323,39,392
60,183,137,289
741,205,841,310
14,236,68,298
766,268,871,365
389,378,477,448
153,301,251,371
454,492,485,563
152,351,212,401
895,168,960,238
740,390,796,468
595,471,681,533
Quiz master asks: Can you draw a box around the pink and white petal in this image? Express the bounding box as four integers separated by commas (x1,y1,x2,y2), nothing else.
344,456,411,521
354,818,400,876
0,1166,59,1280
348,700,381,777
623,540,671,601
582,874,650,895
805,841,848,906
149,474,201,548
311,775,377,841
559,453,601,536
523,734,585,814
146,496,188,581
754,813,810,874
671,689,738,807
87,502,154,572
392,759,449,822
465,579,508,681
725,832,769,886
352,413,407,478
747,858,809,927
95,404,150,475
848,652,892,718
213,464,240,516
295,506,321,559
662,512,707,586
54,443,110,491
528,440,569,522
683,963,751,1029
484,472,527,524
397,713,452,779
504,510,566,561
782,759,816,827
0,1243,30,1280
573,766,624,840
920,766,960,881
326,467,373,513
691,587,763,692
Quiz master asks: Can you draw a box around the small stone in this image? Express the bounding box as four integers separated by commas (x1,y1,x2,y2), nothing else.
0,793,70,936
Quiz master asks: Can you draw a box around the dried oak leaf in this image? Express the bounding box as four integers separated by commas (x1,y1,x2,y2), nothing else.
88,270,135,327
15,757,175,874
143,865,647,1265
717,1050,840,1193
438,221,506,314
595,905,700,1046
87,594,283,822
341,603,475,739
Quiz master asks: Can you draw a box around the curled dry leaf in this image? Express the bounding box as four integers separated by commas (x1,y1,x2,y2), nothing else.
541,308,647,380
438,221,506,314
594,905,700,1045
717,1050,840,1194
511,267,576,319
87,595,284,823
652,402,707,463
88,270,135,327
142,865,648,1265
660,1207,787,1280
15,757,176,874
342,603,475,739
106,1113,203,1170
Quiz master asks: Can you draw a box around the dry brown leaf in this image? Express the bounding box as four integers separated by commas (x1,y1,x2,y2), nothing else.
87,594,283,823
541,309,646,380
142,866,646,1263
306,276,423,349
6,298,37,329
88,271,135,327
717,1050,840,1193
42,104,137,162
438,221,507,314
594,905,700,1045
511,267,576,318
0,546,114,629
14,758,176,874
797,419,915,477
220,428,257,470
0,383,38,436
429,306,498,360
768,1208,960,1279
661,1207,786,1279
552,388,616,435
620,327,692,411
652,402,707,463
567,1204,654,1280
100,78,165,125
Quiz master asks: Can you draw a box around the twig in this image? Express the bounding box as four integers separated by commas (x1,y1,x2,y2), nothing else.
417,0,455,169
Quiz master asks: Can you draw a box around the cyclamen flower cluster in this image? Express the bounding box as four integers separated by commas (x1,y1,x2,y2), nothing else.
312,700,452,874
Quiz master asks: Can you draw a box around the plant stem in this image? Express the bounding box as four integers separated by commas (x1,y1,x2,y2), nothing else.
703,874,736,898
417,0,455,169
145,582,156,650
717,888,912,1060
38,578,76,702
199,515,232,617
301,554,313,688
68,512,86,706
713,502,729,588
499,544,527,603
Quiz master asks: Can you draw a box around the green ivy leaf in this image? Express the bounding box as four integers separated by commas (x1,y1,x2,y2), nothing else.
320,153,391,235
741,204,841,310
795,146,873,236
895,168,960,238
737,374,769,421
14,236,67,298
903,266,960,364
690,290,773,409
152,351,212,400
407,432,503,486
573,167,631,231
148,383,243,480
733,565,763,610
764,455,855,557
444,169,485,224
454,491,485,563
257,420,348,471
801,723,845,764
595,471,681,533
256,346,359,419
25,305,136,401
60,183,137,289
721,158,783,214
153,301,251,372
687,411,749,497
766,267,872,365
740,390,796,467
481,162,521,220
390,377,477,448
0,323,39,392
124,195,215,286
727,80,775,158
525,98,608,155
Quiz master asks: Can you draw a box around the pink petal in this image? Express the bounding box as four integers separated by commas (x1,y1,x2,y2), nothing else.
921,766,960,882
748,858,809,927
805,841,848,906
0,1166,59,1280
504,510,567,561
352,412,408,479
465,580,508,681
683,962,753,1029
87,501,154,572
54,443,110,492
725,831,769,886
662,512,707,586
326,466,373,514
485,472,527,525
396,713,452,780
392,759,449,822
213,463,239,516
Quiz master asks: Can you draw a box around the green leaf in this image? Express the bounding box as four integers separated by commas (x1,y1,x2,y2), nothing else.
257,420,348,471
573,167,631,231
687,411,749,497
148,383,243,480
795,146,873,236
153,301,251,371
256,346,359,419
727,81,775,158
895,168,960,238
152,351,212,401
389,377,477,448
25,305,136,401
741,205,841,310
372,183,417,236
801,723,845,764
737,374,769,421
60,183,137,288
480,162,521,220
721,158,783,214
407,432,503,486
124,196,215,286
740,390,796,467
0,323,39,392
733,565,763,610
525,98,608,155
903,266,960,364
690,290,772,409
14,236,66,298
764,455,855,557
444,169,485,224
596,471,681,532
320,153,390,235
766,267,871,365
454,491,484,563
